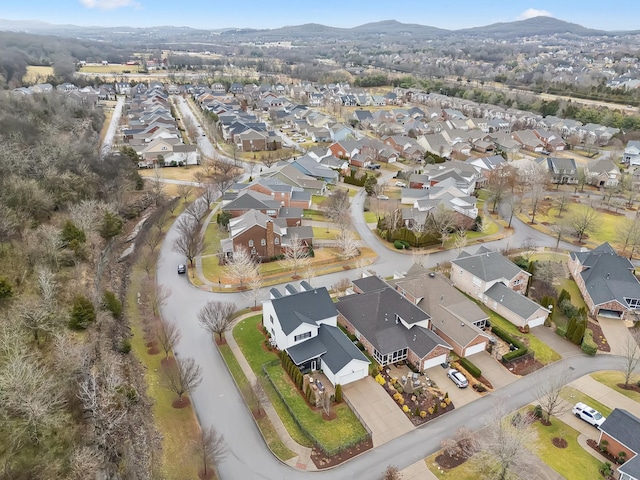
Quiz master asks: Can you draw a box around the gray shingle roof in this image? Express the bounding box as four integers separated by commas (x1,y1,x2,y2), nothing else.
272,287,336,335
571,243,640,308
484,283,546,320
316,324,369,373
223,191,280,211
452,249,525,282
600,409,640,471
352,276,388,293
336,288,451,358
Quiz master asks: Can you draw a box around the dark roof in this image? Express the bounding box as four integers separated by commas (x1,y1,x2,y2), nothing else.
570,242,640,308
352,276,388,293
287,335,327,365
283,226,313,241
278,207,303,219
484,282,548,320
336,288,451,358
270,288,283,299
600,409,640,457
271,287,336,335
452,249,526,282
300,281,313,291
619,455,640,480
223,191,280,211
285,284,299,295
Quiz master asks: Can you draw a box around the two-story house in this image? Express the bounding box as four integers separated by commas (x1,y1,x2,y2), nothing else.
263,283,369,386
451,247,550,328
546,157,578,184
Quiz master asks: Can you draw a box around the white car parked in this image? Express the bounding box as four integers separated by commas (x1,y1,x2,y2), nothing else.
447,368,468,388
572,402,606,428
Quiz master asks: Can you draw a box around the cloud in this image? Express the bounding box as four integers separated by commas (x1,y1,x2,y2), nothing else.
79,0,139,9
517,8,553,20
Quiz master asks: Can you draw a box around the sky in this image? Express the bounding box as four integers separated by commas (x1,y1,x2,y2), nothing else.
2,0,639,31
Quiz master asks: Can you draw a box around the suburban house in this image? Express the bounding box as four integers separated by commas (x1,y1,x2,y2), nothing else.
511,129,544,153
389,266,491,358
624,141,640,166
336,284,453,372
546,157,578,184
263,165,327,195
221,209,313,260
597,409,640,480
263,284,370,387
587,158,621,188
246,178,313,209
568,242,640,320
290,156,339,184
451,248,550,328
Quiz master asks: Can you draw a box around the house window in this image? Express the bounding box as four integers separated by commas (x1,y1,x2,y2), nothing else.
625,298,640,308
251,248,256,255
513,278,523,286
248,240,254,247
270,315,274,324
261,239,266,246
472,276,481,287
275,238,279,245
294,331,312,342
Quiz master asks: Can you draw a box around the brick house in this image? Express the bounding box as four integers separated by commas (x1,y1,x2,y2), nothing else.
568,242,640,320
336,285,452,372
597,409,640,480
451,248,549,328
246,179,312,209
389,266,491,358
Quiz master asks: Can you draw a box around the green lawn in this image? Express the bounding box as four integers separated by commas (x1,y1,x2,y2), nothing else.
201,255,226,280
312,195,324,206
217,344,295,461
234,315,367,454
363,211,377,223
265,364,368,454
303,209,327,221
477,304,561,365
426,453,477,479
531,417,603,480
556,278,587,310
591,371,640,402
202,221,226,256
560,386,613,418
312,226,339,239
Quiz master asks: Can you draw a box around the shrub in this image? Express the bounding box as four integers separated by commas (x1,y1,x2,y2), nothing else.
558,289,571,305
394,240,406,249
428,407,434,415
534,404,543,418
572,320,586,345
420,410,427,418
413,406,420,416
68,295,96,330
375,374,386,385
397,396,404,405
556,325,567,338
599,440,609,452
445,397,451,405
0,278,12,300
402,405,409,413
440,402,447,409
581,329,598,356
600,462,613,477
61,220,86,246
458,357,481,378
393,392,402,401
102,290,123,319
334,384,342,403
118,338,132,354
433,402,439,413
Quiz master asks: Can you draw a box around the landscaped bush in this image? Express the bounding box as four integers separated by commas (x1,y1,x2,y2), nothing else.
534,404,543,418
491,325,529,363
458,357,482,378
556,325,567,337
102,290,123,319
402,405,409,413
393,239,410,249
375,374,385,385
68,295,96,330
334,384,342,403
581,328,598,356
420,410,427,418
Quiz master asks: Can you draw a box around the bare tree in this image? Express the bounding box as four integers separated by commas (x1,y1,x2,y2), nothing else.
466,405,539,480
197,300,237,342
163,357,203,405
144,226,163,254
199,183,218,210
172,215,205,266
502,195,520,229
529,182,545,224
156,319,182,359
427,205,456,248
211,160,240,195
452,228,468,255
319,389,332,418
150,283,172,319
486,168,509,213
140,249,156,278
147,166,166,207
550,220,572,251
245,272,264,308
303,262,316,285
536,369,571,424
569,206,599,242
325,189,352,232
336,229,359,260
194,425,227,478
177,183,193,204
333,277,351,295
556,193,570,218
382,465,402,480
15,297,55,343
226,246,258,287
622,330,640,387
283,234,311,276
617,218,640,256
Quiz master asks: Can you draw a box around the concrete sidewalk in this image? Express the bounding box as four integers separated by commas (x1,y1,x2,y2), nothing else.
569,374,640,418
224,313,316,471
532,324,583,359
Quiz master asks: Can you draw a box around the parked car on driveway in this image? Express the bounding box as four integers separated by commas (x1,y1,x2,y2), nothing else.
395,181,406,187
377,195,389,200
177,264,186,274
572,402,605,428
447,368,468,388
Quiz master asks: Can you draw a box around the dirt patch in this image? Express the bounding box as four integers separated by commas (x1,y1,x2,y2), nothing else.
198,469,214,480
215,337,227,345
321,410,337,421
147,346,160,355
587,438,620,465
310,437,373,469
435,439,473,470
160,357,176,368
172,397,191,409
589,320,611,352
552,437,568,448
503,355,544,375
617,383,640,393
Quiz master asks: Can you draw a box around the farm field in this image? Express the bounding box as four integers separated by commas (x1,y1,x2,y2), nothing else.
23,65,54,83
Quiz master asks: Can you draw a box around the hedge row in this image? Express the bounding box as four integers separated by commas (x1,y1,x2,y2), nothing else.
491,325,529,363
581,328,598,356
458,357,481,378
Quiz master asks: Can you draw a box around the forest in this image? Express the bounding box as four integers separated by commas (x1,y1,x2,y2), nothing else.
0,91,158,479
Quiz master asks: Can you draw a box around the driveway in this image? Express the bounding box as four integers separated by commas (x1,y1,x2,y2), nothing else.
532,324,583,359
471,351,519,389
425,365,480,407
597,316,634,356
343,377,413,447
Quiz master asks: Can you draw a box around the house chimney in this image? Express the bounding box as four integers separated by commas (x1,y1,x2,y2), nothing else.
266,220,275,257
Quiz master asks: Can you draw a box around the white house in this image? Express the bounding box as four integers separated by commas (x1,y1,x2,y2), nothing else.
263,283,369,386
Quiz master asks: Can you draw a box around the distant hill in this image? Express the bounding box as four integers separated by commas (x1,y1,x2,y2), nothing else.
458,16,608,37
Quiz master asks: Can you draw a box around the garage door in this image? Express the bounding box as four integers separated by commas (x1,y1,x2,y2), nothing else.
528,316,546,328
423,354,448,370
338,368,367,386
464,342,487,357
599,309,622,319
